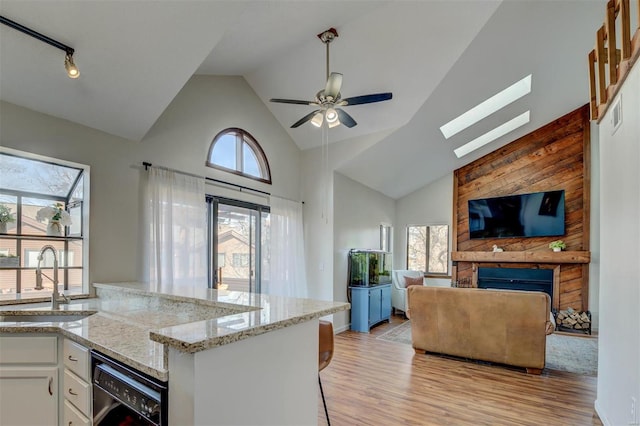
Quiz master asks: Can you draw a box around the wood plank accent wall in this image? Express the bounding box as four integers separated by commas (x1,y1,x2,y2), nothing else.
452,105,591,311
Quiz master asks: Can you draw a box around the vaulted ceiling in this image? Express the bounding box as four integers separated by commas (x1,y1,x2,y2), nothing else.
0,1,605,199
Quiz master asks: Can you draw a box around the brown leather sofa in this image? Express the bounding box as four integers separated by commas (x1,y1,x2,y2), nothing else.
407,286,554,374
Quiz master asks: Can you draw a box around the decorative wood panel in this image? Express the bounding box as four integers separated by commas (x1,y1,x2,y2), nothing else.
452,105,591,311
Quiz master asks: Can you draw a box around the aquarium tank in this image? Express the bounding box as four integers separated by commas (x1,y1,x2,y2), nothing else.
348,249,392,286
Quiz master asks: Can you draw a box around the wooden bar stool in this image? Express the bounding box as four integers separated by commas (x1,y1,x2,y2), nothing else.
318,320,334,425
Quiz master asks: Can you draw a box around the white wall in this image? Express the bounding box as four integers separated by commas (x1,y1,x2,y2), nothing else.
395,173,454,287
333,172,395,331
589,120,601,331
595,61,640,426
302,130,399,329
0,102,141,285
0,75,301,287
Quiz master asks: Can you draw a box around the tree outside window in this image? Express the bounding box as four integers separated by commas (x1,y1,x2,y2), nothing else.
407,225,449,275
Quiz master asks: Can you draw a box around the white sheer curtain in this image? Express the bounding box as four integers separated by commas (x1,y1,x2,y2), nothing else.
142,167,207,287
266,196,307,298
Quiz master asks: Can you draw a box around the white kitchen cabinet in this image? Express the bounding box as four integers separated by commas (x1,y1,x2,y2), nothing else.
63,338,92,425
0,335,58,426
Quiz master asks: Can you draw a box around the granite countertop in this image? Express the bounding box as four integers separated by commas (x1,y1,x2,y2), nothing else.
0,282,350,380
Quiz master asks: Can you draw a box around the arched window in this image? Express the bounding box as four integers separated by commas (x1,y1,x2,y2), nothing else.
207,128,272,184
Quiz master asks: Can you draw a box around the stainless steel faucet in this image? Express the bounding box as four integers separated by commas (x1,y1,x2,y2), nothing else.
35,245,69,310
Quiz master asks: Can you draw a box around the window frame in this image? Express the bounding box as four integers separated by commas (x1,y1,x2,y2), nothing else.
207,196,270,292
406,224,450,277
0,148,89,299
206,128,272,184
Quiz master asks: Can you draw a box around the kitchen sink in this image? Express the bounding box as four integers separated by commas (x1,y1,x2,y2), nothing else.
0,314,91,322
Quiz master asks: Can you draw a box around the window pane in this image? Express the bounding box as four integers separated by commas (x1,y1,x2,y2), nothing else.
0,195,17,235
68,240,83,267
23,240,65,268
69,204,82,236
211,133,236,170
71,175,84,202
0,153,81,197
67,269,83,294
0,240,17,262
242,143,261,177
22,197,58,236
407,226,426,271
0,269,17,296
428,225,449,274
218,204,254,292
207,128,271,183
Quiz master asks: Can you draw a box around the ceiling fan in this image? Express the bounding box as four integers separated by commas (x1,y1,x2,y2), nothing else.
270,28,392,129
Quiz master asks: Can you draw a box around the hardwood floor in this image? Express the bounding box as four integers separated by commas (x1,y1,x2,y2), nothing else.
318,315,601,426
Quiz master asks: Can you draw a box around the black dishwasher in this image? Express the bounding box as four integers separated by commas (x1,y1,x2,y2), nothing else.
91,351,168,426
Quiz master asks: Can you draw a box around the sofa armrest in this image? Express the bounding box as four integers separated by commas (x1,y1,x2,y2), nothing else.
546,312,556,335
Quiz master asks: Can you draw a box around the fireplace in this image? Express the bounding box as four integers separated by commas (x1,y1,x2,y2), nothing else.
477,267,554,303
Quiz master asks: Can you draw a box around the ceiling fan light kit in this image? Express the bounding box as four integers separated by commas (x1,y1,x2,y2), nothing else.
270,27,392,129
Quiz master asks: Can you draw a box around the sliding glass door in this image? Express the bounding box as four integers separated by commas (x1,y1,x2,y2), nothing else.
208,197,269,293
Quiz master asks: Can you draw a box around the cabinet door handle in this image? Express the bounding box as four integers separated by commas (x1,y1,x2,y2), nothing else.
68,388,78,396
67,355,78,362
48,377,53,396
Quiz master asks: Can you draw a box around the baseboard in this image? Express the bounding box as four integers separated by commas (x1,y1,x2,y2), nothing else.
594,399,611,426
334,323,350,334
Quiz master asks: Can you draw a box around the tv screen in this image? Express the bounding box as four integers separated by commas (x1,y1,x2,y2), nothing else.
468,190,565,239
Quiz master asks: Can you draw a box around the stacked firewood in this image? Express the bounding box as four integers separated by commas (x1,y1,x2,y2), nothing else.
555,308,591,333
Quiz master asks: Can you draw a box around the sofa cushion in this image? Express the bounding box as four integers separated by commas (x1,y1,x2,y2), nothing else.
404,275,423,288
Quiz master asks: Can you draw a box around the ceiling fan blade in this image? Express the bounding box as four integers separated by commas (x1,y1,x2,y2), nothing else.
339,92,393,106
291,109,321,128
336,108,357,128
324,72,343,100
270,98,317,105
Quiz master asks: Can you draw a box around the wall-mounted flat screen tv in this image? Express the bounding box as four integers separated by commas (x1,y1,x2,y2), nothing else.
468,190,565,239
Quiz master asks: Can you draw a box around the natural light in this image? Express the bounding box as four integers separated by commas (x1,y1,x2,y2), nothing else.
453,111,530,158
440,74,532,139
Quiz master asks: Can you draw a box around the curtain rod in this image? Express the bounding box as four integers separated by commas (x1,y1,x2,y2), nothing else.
142,161,272,197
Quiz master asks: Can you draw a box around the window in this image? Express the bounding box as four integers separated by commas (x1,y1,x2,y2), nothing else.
406,225,449,275
208,197,270,293
380,224,392,252
0,149,88,299
207,128,272,184
232,253,250,267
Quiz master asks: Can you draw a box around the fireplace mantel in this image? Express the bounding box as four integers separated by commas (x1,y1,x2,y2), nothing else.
451,251,591,264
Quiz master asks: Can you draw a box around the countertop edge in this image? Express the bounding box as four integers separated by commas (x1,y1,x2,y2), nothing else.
150,304,350,353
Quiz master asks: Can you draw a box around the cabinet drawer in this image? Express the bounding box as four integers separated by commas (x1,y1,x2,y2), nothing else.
64,339,90,380
0,336,57,364
64,369,91,417
64,399,91,426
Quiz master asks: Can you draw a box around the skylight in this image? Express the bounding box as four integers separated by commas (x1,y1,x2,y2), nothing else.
0,152,83,199
453,111,530,158
440,74,532,139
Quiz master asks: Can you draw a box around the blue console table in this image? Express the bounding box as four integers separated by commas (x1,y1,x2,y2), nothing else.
350,284,392,332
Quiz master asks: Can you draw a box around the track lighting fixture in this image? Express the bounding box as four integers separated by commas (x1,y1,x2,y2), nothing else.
64,53,80,78
0,15,80,79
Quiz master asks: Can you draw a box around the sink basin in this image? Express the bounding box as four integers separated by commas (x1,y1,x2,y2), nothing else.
0,314,90,323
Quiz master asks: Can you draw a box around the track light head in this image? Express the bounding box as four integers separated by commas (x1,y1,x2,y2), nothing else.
64,53,79,79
